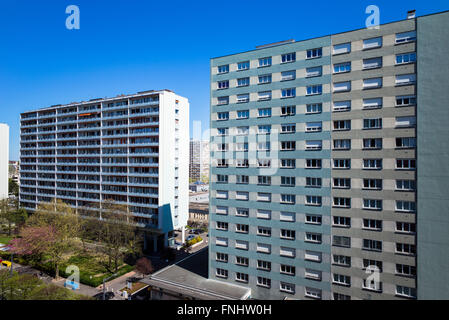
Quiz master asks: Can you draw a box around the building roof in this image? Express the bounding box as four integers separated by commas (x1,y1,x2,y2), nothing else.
141,248,250,300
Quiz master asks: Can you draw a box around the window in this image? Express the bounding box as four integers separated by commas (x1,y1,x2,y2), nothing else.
281,123,296,133
305,140,322,151
216,221,228,231
306,66,322,77
280,159,295,168
306,159,321,169
306,177,322,188
281,70,296,81
257,175,271,186
333,62,351,74
236,159,249,167
396,74,416,86
333,274,351,286
237,61,250,71
235,272,249,283
281,141,296,151
280,211,295,222
305,287,321,299
363,199,382,210
363,37,382,49
258,108,271,117
363,57,382,69
235,240,249,250
236,191,249,201
334,293,351,300
333,178,351,189
257,192,271,202
216,190,228,199
306,103,322,114
259,57,272,67
236,126,249,135
363,279,382,292
235,142,248,151
235,223,249,233
216,252,228,262
281,176,295,186
333,101,351,112
363,219,382,231
396,286,417,299
305,269,322,281
280,282,295,294
305,232,322,243
306,196,322,206
306,48,322,59
363,98,382,109
216,206,228,215
395,116,416,128
257,226,271,237
217,128,228,136
217,112,229,121
395,31,416,44
396,264,416,277
333,159,350,169
363,138,382,149
363,118,382,129
280,246,296,258
257,159,271,167
257,277,271,288
236,208,249,217
333,120,351,131
217,65,229,74
236,94,249,103
217,96,229,105
281,106,296,116
236,175,249,184
257,260,271,271
333,197,351,208
280,265,296,276
258,125,271,134
396,95,416,107
333,236,351,248
363,77,383,89
281,88,296,98
305,122,322,132
280,229,295,240
333,81,351,92
333,216,351,227
363,239,382,252
236,110,249,119
333,42,351,55
396,52,416,65
363,159,382,170
305,251,322,262
333,255,351,267
396,180,416,191
396,222,416,234
217,80,229,89
307,85,322,95
216,237,228,247
258,91,272,101
216,268,228,278
396,243,416,256
363,259,383,271
281,194,296,205
237,77,250,87
363,179,382,190
258,74,272,84
396,159,416,170
216,174,228,183
396,137,416,149
282,52,296,63
333,139,351,150
257,243,271,254
235,256,249,267
396,200,416,213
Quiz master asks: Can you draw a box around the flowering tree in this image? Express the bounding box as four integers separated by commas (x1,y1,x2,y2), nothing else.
10,226,57,262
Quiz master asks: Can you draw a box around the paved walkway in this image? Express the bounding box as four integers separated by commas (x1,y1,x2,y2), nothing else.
96,270,137,300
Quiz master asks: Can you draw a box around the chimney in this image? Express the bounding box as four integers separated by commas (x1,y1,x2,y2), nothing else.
407,10,416,19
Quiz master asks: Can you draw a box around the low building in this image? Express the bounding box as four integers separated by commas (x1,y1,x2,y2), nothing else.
141,248,250,300
189,202,209,223
189,181,209,193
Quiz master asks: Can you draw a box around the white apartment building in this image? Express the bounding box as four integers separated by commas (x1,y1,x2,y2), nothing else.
0,124,9,199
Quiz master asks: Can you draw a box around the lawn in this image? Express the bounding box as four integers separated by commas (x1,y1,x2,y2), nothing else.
0,236,12,245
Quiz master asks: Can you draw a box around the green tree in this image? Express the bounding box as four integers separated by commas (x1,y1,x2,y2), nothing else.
0,198,27,236
8,178,19,197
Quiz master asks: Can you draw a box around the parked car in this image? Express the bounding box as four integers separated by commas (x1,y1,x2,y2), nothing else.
186,235,196,242
191,229,202,235
93,291,115,300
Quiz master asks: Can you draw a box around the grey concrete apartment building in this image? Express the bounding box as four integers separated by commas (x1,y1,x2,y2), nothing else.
209,10,449,300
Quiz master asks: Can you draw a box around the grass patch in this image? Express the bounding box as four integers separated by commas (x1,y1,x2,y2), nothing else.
120,282,147,294
0,236,12,245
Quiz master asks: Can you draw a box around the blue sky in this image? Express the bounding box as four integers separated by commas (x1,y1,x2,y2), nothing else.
1,0,447,160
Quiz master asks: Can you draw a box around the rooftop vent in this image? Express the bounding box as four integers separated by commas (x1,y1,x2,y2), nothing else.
407,10,416,19
256,39,295,49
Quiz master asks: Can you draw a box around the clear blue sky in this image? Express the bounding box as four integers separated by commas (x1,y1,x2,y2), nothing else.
1,0,447,160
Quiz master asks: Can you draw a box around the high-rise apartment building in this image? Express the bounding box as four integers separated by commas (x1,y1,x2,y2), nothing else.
189,140,210,182
0,123,10,199
19,90,189,251
209,10,449,300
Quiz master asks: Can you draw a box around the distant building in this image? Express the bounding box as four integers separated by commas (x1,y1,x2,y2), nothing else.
189,140,209,181
0,124,9,199
9,161,19,185
189,202,209,223
189,181,209,193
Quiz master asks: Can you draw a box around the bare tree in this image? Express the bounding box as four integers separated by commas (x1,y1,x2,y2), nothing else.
135,257,154,278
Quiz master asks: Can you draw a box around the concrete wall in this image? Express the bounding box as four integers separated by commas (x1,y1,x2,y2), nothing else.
0,124,9,199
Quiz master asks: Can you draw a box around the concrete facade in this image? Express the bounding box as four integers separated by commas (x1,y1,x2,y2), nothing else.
0,124,9,199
